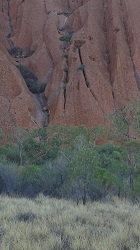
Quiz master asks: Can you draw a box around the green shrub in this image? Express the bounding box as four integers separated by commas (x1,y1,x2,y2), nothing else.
63,10,72,17
59,33,72,42
57,10,72,17
8,47,34,58
8,46,22,57
16,65,46,94
16,65,37,81
22,165,45,185
0,144,25,165
77,64,85,71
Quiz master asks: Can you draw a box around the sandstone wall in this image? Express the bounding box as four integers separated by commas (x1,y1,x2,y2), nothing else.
0,0,140,135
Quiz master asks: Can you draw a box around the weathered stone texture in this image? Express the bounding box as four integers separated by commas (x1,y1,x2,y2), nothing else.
0,0,140,137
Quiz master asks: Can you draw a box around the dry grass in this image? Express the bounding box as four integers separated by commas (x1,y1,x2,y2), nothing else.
1,195,140,250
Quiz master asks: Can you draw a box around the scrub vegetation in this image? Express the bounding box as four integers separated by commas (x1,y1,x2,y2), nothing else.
1,101,140,202
1,195,140,250
1,101,140,249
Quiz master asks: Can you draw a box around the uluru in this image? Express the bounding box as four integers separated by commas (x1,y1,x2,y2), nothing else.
1,0,140,137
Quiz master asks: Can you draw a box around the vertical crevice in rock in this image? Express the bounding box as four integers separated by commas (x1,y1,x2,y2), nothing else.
57,3,73,112
63,55,69,111
78,47,89,87
1,0,3,12
63,80,67,110
103,0,117,109
43,0,48,16
77,46,105,114
42,12,54,66
35,1,56,126
120,0,140,91
34,94,48,127
6,0,14,48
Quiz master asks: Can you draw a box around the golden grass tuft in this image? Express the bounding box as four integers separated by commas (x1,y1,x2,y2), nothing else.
0,195,140,249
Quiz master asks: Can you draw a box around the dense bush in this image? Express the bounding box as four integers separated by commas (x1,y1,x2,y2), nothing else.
8,46,34,58
59,33,72,42
8,46,23,57
16,65,46,94
57,10,72,17
1,122,140,202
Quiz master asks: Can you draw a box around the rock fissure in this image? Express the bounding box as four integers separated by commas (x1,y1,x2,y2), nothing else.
63,80,67,111
103,0,116,109
42,22,54,65
63,56,69,111
34,94,49,127
6,0,14,48
58,9,73,112
1,0,3,12
78,47,89,87
43,0,48,16
78,46,105,114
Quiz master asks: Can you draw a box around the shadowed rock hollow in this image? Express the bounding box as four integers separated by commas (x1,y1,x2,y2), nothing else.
1,0,140,137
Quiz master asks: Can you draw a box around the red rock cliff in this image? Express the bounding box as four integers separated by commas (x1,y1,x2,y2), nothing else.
0,0,140,136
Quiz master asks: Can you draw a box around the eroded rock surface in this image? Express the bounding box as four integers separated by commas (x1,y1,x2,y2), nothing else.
1,0,140,135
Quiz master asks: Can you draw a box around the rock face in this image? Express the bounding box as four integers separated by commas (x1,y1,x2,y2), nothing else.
1,0,140,136
0,48,45,139
0,1,46,141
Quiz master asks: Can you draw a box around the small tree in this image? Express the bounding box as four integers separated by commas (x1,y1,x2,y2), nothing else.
106,100,140,198
0,127,28,166
97,143,125,198
69,146,100,205
122,140,140,194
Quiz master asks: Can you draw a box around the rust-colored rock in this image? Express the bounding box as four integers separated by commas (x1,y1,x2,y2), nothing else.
0,0,140,137
0,48,46,141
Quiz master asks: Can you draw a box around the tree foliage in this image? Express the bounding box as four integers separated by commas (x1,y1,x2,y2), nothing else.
1,108,140,202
